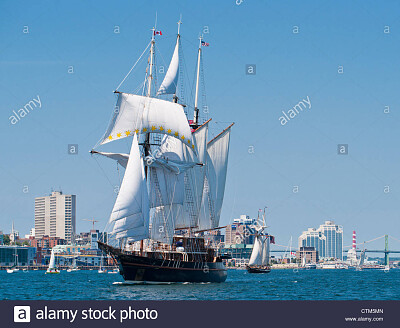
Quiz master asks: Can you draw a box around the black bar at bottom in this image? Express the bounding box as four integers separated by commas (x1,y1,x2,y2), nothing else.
1,300,396,328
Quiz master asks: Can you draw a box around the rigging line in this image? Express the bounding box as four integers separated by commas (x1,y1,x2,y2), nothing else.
92,155,117,189
115,41,151,91
389,235,400,243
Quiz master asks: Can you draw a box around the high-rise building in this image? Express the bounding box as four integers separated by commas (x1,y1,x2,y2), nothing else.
225,215,256,245
299,220,343,260
34,191,76,244
296,246,319,264
298,228,326,258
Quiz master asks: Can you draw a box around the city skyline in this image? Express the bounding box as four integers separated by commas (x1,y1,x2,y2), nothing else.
1,1,400,252
0,198,391,257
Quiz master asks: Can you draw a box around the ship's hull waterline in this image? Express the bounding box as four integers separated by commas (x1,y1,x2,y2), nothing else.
99,242,227,283
246,266,271,274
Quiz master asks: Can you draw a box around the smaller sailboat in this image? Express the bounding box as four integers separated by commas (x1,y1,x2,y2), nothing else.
355,249,366,271
7,246,19,273
98,255,106,273
246,208,272,274
45,248,60,274
301,253,307,267
67,253,80,272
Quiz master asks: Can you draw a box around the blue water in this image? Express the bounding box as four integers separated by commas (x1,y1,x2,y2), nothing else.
1,269,400,300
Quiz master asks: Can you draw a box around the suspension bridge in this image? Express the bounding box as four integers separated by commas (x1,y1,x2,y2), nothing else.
270,235,400,266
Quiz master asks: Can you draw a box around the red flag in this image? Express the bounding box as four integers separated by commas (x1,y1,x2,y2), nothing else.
154,30,162,36
270,236,275,244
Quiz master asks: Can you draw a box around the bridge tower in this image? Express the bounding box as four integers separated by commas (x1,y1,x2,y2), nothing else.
384,234,389,266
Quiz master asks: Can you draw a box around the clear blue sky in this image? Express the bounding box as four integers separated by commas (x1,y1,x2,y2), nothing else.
1,0,400,253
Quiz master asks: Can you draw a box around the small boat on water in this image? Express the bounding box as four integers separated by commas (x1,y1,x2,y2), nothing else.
108,268,119,274
98,257,106,273
67,254,80,272
246,208,272,274
7,244,20,273
45,248,60,274
305,263,317,269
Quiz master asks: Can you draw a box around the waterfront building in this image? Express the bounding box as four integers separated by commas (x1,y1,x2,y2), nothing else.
30,235,66,249
225,215,256,245
53,244,90,253
0,231,3,245
298,228,326,258
220,244,254,260
203,230,224,248
0,246,36,266
299,220,343,260
34,191,76,244
76,230,107,249
296,246,319,264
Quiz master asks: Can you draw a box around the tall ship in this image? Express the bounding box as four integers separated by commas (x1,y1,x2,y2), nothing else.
246,209,272,274
92,18,233,283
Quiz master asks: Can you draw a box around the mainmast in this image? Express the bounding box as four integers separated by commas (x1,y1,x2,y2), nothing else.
142,26,156,254
147,27,156,97
144,27,156,179
193,35,203,128
173,18,182,103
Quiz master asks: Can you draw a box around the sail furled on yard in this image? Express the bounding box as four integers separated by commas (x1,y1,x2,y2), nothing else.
99,92,194,150
198,124,232,229
157,35,180,95
109,133,150,241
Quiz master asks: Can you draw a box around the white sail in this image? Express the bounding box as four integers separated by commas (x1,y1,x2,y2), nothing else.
110,133,149,241
148,166,184,208
147,136,185,242
248,236,263,266
198,125,232,229
150,205,182,244
91,150,129,168
157,36,180,95
185,121,209,230
262,236,270,265
49,248,56,269
99,92,194,151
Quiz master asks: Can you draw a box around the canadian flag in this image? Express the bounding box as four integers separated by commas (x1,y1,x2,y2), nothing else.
154,30,162,35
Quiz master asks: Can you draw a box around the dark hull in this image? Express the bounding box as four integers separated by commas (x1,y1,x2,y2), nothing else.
99,243,227,283
246,265,271,274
